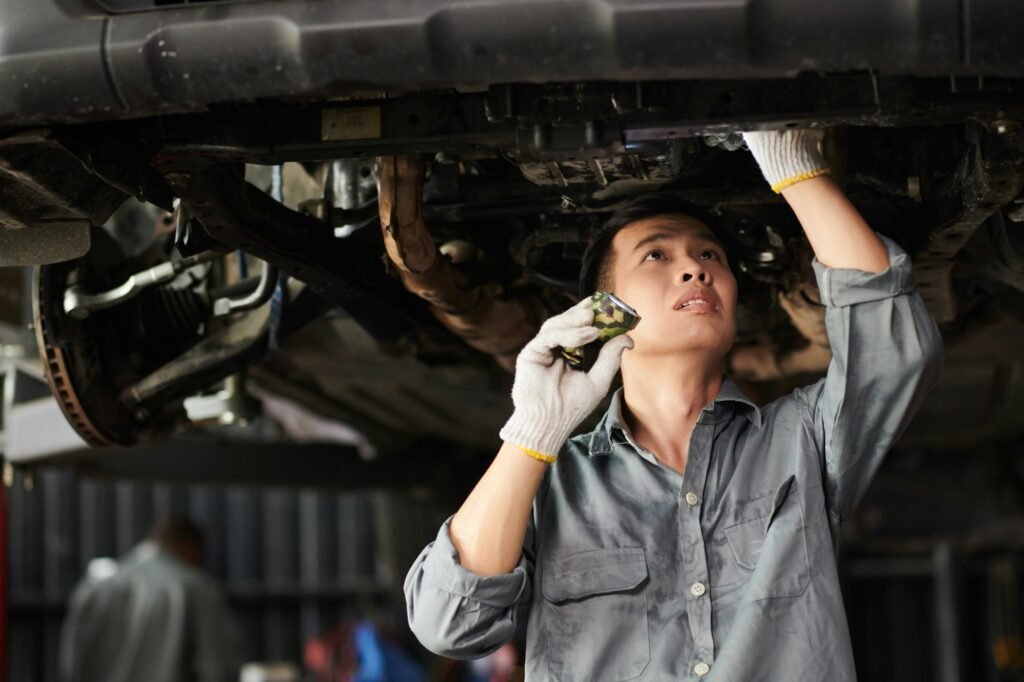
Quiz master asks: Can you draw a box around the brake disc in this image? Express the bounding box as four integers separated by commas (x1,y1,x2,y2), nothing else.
34,255,128,446
32,229,209,446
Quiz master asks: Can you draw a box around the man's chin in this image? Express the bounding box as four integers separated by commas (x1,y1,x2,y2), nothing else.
630,339,733,360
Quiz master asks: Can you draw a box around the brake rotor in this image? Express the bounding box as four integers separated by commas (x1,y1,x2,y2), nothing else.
32,229,210,447
34,257,127,446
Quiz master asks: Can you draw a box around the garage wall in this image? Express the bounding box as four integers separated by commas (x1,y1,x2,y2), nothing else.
5,465,447,682
7,450,1024,682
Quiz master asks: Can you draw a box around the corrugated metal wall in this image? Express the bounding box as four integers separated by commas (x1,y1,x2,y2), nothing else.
6,464,448,682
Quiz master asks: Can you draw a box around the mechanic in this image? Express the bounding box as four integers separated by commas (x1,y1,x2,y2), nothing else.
404,129,944,680
59,516,237,682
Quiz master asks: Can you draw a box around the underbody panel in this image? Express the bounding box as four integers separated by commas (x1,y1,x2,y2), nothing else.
3,0,1024,125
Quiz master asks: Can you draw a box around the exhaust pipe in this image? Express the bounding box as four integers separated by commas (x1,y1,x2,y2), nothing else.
375,155,539,371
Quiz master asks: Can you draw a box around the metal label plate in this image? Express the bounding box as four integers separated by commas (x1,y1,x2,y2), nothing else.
322,107,382,141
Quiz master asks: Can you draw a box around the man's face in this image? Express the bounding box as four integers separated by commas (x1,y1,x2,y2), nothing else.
607,215,738,360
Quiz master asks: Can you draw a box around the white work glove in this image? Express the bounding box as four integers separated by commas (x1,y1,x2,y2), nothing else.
499,298,634,462
742,129,829,193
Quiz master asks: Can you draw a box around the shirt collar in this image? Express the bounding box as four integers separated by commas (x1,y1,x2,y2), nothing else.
587,377,763,457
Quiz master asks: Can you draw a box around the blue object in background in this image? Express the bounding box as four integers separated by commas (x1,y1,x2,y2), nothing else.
353,621,426,682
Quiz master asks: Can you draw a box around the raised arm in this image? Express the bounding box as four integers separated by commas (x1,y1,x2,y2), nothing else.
743,128,944,522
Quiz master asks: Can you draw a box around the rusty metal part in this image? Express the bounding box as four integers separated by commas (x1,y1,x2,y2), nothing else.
729,343,832,382
915,122,1024,322
376,155,539,371
729,283,832,382
778,283,829,349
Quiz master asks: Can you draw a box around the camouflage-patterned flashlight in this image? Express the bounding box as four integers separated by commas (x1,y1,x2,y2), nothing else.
560,291,641,372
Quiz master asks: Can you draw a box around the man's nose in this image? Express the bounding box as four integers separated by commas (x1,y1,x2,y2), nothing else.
681,262,711,284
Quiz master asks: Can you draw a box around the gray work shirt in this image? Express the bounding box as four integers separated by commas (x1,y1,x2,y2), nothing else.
405,235,943,681
60,541,237,682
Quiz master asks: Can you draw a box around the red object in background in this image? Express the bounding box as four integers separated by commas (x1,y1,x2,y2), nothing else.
305,622,358,682
488,644,518,682
0,483,8,682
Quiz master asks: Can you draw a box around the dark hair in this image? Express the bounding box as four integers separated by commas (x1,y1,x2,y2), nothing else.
578,194,729,298
149,516,204,553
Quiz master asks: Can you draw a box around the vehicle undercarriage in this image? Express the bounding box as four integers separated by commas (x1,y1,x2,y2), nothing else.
2,74,1022,464
0,0,1022,474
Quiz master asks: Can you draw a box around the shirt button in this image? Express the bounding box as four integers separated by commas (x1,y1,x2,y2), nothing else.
694,661,711,676
685,491,699,506
690,581,706,597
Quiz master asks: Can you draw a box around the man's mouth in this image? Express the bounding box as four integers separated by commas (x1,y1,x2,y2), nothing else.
674,292,719,313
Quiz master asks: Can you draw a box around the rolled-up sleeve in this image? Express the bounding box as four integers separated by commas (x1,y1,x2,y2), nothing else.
799,234,944,523
404,516,533,659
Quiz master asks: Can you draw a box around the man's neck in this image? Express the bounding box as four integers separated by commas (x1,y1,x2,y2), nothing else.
619,352,725,473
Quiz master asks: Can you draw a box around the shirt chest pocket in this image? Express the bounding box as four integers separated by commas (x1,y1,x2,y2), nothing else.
714,475,811,600
538,547,650,682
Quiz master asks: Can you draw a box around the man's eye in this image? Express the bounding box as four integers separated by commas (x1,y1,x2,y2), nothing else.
699,250,718,260
643,250,666,262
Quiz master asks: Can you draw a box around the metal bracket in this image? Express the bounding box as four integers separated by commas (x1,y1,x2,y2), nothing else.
155,157,427,342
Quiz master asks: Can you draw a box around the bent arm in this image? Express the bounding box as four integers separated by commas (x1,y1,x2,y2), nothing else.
450,442,548,576
405,297,630,658
404,443,547,658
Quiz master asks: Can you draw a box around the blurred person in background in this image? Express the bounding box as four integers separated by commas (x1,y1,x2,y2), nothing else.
59,515,237,682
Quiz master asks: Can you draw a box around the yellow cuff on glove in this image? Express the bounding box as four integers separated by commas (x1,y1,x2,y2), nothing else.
770,167,830,193
510,443,558,464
